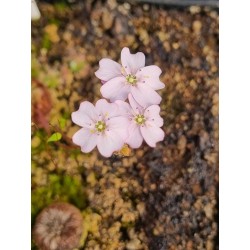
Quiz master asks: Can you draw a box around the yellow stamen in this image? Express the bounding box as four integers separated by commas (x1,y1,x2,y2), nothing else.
135,114,146,125
95,121,106,132
126,74,137,85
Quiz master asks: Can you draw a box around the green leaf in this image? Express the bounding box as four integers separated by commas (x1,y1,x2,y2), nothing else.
42,33,51,50
47,132,62,142
59,117,67,129
69,60,85,73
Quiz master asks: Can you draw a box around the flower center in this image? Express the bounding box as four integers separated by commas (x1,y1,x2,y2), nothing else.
135,114,146,125
126,74,137,85
95,121,106,132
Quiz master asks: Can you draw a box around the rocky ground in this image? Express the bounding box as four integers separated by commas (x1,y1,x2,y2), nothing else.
31,0,218,249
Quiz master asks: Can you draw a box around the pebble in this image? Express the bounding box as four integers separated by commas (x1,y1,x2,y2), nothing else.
44,24,60,43
102,9,114,30
126,239,142,250
136,202,145,216
192,20,202,33
204,204,214,220
189,6,201,14
31,136,41,148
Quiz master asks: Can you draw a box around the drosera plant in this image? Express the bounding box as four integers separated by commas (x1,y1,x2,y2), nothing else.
33,202,83,250
71,47,165,157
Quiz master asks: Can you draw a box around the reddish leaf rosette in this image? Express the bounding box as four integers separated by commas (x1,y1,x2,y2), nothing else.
33,202,83,250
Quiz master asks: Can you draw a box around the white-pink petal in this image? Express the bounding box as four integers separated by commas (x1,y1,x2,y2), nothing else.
95,99,119,118
97,130,124,157
144,105,164,127
72,128,97,153
128,93,144,114
71,101,97,127
121,47,145,75
100,76,130,102
95,58,122,82
140,125,165,147
115,100,132,116
106,116,129,140
131,82,162,107
136,65,165,90
126,122,144,148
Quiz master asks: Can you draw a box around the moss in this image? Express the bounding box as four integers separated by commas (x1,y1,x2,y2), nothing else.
31,136,44,154
70,148,86,158
54,1,69,11
48,18,61,26
31,242,38,250
31,129,47,154
31,173,87,227
42,33,51,50
44,73,59,88
69,60,86,73
79,210,102,248
31,56,40,79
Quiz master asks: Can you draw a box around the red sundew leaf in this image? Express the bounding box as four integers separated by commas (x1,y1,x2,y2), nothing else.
32,80,52,131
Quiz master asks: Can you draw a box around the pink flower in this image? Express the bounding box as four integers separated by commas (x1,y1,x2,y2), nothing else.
71,99,129,157
95,47,165,108
116,94,165,148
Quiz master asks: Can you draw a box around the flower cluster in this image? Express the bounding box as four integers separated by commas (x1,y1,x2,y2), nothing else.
71,47,165,157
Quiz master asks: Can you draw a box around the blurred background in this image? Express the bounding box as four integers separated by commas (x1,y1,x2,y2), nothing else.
31,0,218,249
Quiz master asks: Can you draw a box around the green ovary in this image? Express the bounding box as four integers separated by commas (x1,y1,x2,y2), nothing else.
135,114,146,125
95,121,106,132
126,74,137,85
